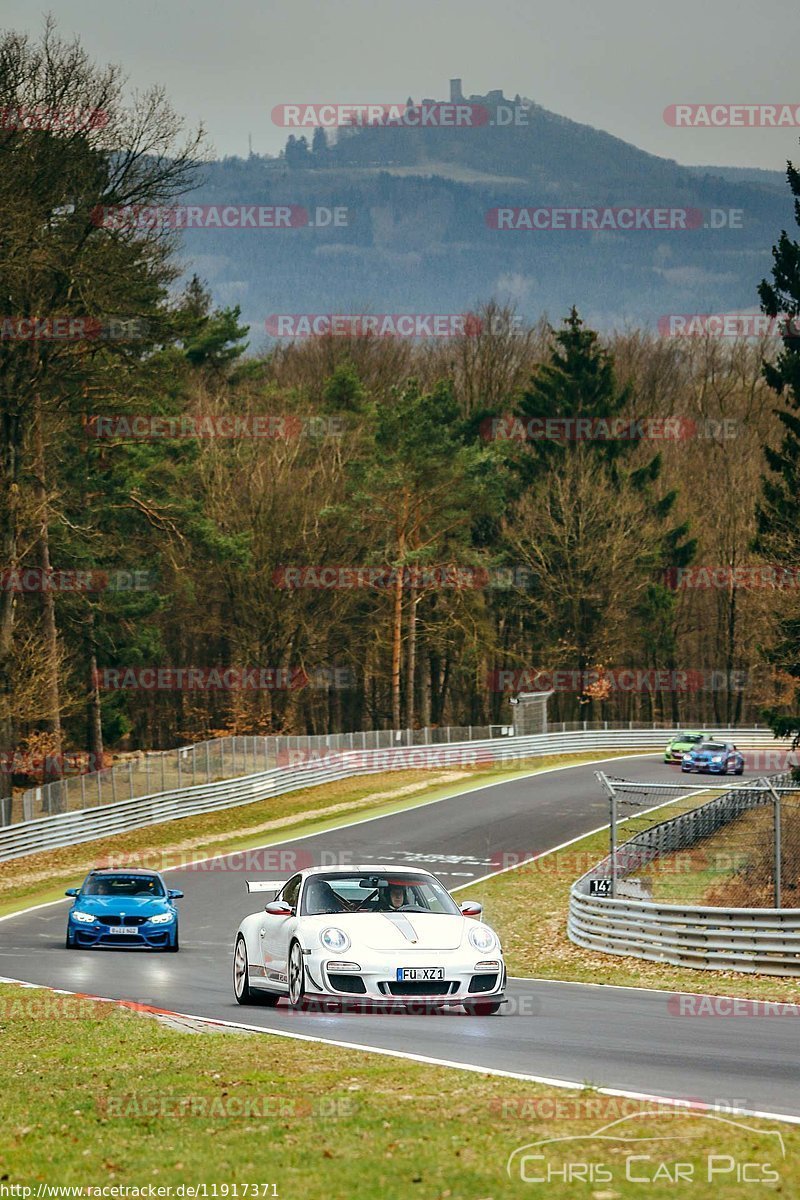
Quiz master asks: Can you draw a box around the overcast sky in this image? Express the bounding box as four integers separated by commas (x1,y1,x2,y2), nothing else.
3,0,799,170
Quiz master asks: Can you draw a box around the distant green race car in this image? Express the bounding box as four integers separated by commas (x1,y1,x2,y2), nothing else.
663,731,709,763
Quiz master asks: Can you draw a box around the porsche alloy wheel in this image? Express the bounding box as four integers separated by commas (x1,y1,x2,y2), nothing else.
288,941,306,1009
233,935,250,1003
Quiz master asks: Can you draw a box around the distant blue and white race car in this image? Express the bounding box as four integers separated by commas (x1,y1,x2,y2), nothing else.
680,741,744,775
233,864,506,1014
65,868,183,951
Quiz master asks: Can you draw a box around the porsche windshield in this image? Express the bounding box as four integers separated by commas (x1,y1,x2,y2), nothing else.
82,874,165,898
301,873,460,916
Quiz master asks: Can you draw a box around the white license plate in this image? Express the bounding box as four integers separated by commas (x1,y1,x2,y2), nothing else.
396,967,444,981
108,926,139,935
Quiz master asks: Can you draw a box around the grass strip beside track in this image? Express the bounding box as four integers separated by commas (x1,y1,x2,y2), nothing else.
0,984,796,1197
0,751,645,918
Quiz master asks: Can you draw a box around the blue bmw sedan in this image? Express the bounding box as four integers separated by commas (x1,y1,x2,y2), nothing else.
680,741,744,776
65,868,183,951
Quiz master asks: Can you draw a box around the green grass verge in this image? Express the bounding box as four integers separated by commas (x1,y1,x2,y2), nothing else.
0,985,795,1197
460,823,800,1003
0,751,646,919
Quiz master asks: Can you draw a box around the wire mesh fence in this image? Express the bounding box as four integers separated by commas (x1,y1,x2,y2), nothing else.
590,771,800,908
8,724,517,826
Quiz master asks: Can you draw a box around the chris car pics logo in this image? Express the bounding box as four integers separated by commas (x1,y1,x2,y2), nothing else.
506,1111,785,1186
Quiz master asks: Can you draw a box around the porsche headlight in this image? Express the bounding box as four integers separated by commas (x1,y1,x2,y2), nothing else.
72,910,97,924
149,911,174,924
320,927,350,953
468,924,496,953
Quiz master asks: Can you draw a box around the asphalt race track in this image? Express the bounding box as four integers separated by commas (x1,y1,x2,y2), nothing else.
2,752,799,1120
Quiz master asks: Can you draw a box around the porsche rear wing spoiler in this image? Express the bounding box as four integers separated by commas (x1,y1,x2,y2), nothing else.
246,880,284,894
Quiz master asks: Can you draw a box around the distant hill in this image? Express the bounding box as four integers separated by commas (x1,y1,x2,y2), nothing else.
176,81,793,345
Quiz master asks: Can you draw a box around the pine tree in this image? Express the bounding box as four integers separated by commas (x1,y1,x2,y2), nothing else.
512,310,695,716
756,159,800,752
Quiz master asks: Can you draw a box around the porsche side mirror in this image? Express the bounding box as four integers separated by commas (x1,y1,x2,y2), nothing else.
65,888,79,897
265,900,293,917
459,900,483,918
168,889,184,899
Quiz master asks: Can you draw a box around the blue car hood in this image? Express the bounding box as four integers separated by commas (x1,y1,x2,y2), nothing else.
73,895,169,916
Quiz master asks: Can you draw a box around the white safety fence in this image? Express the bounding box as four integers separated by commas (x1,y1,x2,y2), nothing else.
0,726,776,863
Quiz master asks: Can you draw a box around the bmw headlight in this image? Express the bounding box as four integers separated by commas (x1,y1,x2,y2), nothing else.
72,910,97,924
320,927,350,953
682,754,692,761
149,912,174,924
712,755,723,763
468,924,496,953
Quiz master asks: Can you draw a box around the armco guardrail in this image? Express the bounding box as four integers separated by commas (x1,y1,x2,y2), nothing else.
569,772,800,977
0,726,775,863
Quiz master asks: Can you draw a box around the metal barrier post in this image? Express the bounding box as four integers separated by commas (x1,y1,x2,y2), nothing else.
596,771,617,897
763,776,782,908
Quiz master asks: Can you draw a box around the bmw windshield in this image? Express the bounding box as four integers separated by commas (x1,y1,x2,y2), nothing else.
82,875,166,898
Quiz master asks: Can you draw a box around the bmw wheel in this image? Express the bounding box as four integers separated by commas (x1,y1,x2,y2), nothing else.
166,927,180,952
288,940,307,1009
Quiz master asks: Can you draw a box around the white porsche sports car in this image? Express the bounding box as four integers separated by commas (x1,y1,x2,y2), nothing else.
232,864,506,1014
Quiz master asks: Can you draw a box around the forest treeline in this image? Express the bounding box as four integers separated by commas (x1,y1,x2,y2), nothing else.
2,23,800,791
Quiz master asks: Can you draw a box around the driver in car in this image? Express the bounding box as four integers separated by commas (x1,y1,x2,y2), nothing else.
380,884,409,910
